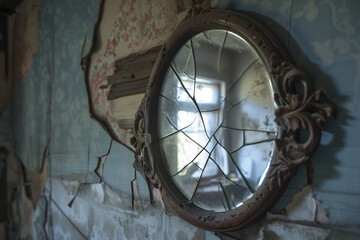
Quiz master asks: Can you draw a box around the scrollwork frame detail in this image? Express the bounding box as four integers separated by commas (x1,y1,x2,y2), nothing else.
132,9,336,231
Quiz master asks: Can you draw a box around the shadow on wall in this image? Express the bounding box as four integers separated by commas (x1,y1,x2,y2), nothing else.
241,11,347,207
215,0,347,195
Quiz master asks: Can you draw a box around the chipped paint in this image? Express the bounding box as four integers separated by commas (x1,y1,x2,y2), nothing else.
47,175,213,240
218,186,332,239
86,0,189,147
267,186,329,223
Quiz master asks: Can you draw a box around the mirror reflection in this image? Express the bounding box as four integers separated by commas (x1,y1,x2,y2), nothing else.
157,30,278,212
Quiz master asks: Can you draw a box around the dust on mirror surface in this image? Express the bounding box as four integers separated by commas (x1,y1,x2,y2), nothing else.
157,29,279,212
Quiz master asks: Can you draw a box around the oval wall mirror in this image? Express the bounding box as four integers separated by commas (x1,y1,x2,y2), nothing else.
132,9,335,231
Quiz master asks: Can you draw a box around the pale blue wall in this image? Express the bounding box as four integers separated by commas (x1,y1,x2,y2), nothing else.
214,0,360,229
0,0,141,197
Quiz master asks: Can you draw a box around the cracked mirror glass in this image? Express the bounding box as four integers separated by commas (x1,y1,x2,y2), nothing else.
157,30,278,212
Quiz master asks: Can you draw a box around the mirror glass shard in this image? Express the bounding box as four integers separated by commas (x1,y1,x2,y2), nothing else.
157,30,278,212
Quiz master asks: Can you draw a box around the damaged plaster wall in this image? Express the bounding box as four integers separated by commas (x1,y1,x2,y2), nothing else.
85,0,191,146
217,186,332,240
0,0,360,239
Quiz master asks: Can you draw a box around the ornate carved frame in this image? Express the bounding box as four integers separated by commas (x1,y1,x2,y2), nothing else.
132,9,335,231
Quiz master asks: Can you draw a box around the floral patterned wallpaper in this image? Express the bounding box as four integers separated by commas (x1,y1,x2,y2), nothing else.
86,0,182,148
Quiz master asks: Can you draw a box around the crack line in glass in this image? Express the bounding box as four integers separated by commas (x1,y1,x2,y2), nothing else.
170,136,212,177
169,108,269,181
218,30,228,71
203,31,210,40
164,113,207,153
190,143,218,202
169,56,261,141
213,136,256,193
220,125,276,134
159,113,198,140
171,82,188,90
199,108,221,112
172,59,195,82
230,138,278,154
172,60,182,77
208,157,247,189
224,57,260,103
169,64,210,139
190,38,197,99
219,180,231,211
160,34,278,204
161,94,274,188
193,162,202,171
220,195,228,211
160,93,176,103
184,71,195,80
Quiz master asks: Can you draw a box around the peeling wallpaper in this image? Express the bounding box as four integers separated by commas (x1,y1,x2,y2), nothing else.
86,0,184,148
0,0,359,239
10,0,110,173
